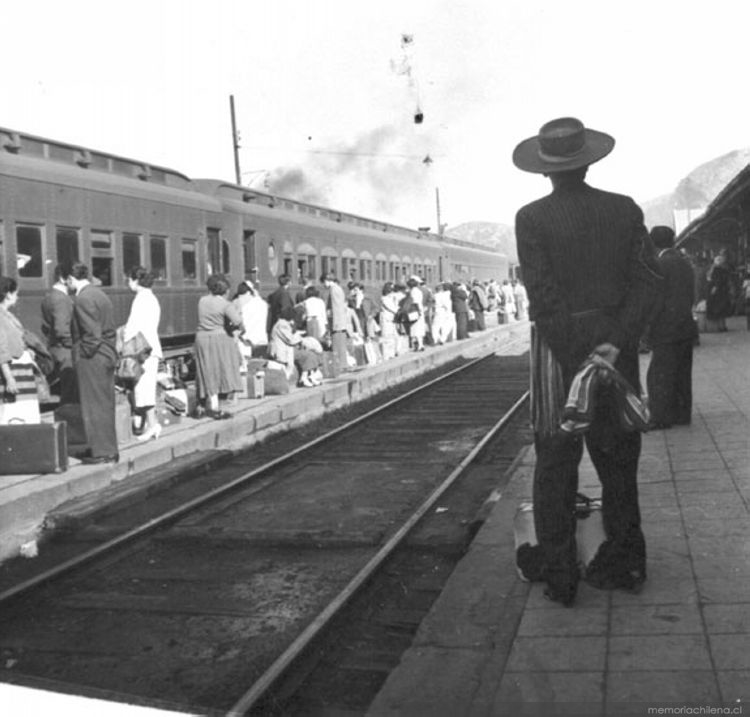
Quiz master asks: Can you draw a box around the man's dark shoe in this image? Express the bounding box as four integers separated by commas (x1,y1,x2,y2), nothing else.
80,454,119,465
585,567,645,593
543,582,577,607
543,574,578,607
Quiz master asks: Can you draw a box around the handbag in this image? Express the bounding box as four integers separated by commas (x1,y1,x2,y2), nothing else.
115,355,145,384
119,331,152,362
115,330,151,385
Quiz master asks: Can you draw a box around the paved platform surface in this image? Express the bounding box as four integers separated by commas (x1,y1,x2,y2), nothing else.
368,317,750,716
0,321,528,564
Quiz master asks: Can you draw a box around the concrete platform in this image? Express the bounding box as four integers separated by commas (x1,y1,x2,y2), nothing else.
368,317,750,716
0,321,530,563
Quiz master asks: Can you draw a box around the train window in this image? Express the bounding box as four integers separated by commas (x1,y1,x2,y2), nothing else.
296,258,306,283
306,255,316,280
359,259,372,282
181,240,197,281
242,230,256,278
321,255,336,277
56,227,79,267
150,236,168,282
207,228,221,276
90,230,114,286
122,233,142,274
221,239,230,275
16,224,44,278
283,256,293,277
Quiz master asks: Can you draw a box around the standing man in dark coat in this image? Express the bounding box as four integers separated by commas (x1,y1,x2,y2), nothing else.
450,282,470,339
513,117,661,605
469,279,488,331
266,275,295,335
645,226,697,428
41,263,77,404
65,262,119,464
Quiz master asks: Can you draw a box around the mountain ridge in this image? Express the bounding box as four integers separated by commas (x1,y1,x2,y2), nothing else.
448,148,750,261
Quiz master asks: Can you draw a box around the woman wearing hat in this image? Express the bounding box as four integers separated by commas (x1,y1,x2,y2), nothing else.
513,117,662,606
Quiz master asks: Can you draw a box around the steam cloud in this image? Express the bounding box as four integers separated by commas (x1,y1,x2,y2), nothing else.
267,123,438,227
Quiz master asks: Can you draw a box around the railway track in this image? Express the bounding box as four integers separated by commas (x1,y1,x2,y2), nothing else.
0,351,530,715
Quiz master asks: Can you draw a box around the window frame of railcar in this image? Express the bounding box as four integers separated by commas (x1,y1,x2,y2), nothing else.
341,249,357,281
55,226,80,268
222,239,231,277
282,240,293,279
181,239,198,283
149,234,169,284
15,223,45,280
122,232,142,276
89,229,114,287
359,253,373,283
401,256,412,283
206,227,230,277
321,252,337,279
242,230,256,279
389,255,400,282
297,242,316,283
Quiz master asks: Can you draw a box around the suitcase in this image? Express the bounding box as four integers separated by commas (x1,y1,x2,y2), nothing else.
248,370,265,399
0,421,69,474
514,494,606,581
320,351,337,379
263,364,292,395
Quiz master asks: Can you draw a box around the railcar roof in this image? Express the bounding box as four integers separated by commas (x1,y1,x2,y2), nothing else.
0,127,192,189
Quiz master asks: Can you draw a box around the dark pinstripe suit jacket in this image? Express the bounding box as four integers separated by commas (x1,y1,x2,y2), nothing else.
515,181,661,383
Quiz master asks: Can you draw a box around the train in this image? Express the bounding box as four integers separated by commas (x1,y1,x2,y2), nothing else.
0,126,510,366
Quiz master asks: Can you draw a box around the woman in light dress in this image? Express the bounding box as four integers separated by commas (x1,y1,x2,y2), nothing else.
406,276,426,351
123,267,162,440
194,274,243,420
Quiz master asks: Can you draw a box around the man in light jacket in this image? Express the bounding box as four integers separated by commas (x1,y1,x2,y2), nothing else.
321,273,348,375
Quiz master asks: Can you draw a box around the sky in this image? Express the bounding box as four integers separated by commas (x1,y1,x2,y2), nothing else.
3,0,750,232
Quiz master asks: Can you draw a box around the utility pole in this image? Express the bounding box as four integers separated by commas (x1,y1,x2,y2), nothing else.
230,95,241,185
435,187,443,237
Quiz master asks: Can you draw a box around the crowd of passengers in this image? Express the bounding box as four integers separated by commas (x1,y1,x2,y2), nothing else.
0,266,529,459
231,272,529,387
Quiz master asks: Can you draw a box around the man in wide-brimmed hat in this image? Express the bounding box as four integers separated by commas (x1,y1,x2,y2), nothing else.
513,117,662,606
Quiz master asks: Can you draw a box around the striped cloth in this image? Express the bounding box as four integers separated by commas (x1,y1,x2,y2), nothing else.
0,350,41,424
529,323,566,437
561,354,650,434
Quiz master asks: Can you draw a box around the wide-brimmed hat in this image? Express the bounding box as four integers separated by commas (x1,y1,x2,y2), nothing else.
512,117,615,174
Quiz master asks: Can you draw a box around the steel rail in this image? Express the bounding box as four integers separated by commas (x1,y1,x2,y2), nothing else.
0,354,496,608
226,388,530,716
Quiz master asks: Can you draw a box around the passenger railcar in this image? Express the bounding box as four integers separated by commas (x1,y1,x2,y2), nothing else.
0,127,509,365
